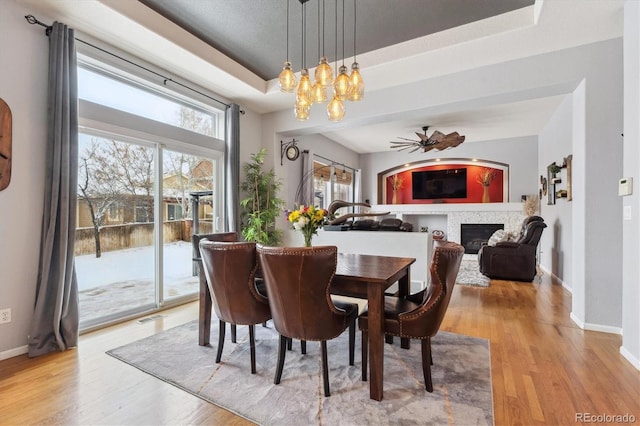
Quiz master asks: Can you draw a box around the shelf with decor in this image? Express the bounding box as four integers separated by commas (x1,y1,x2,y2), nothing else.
545,155,572,205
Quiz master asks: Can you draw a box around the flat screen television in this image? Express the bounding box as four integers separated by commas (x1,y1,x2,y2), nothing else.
412,168,467,199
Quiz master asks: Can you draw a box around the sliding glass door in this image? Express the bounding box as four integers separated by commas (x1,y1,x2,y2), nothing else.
161,149,219,302
75,54,225,329
76,134,158,325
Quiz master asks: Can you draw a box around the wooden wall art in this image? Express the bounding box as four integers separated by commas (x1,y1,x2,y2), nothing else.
0,98,11,191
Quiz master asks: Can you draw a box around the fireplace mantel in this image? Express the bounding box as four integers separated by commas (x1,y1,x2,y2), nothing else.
372,203,525,244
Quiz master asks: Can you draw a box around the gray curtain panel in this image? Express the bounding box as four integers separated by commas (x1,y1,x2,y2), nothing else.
29,22,79,357
299,149,314,206
224,103,240,232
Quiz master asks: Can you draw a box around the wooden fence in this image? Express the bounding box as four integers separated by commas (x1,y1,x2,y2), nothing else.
75,220,214,256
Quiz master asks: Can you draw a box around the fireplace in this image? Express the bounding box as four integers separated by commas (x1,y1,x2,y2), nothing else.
460,223,504,254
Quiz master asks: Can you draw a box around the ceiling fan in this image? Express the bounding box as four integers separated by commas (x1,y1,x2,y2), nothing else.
390,126,465,153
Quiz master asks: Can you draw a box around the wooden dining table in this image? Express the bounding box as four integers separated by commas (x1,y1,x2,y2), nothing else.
331,253,415,401
197,251,415,402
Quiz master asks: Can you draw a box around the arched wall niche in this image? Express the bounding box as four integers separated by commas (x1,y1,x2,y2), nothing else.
377,158,509,205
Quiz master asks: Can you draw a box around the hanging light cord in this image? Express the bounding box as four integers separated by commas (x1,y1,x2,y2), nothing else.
341,0,346,66
353,0,357,62
334,0,338,65
302,1,306,69
286,0,290,61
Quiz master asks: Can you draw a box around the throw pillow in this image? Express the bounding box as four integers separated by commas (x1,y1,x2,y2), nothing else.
487,230,505,246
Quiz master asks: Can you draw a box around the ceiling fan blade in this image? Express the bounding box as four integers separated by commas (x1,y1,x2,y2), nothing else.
397,136,420,142
428,130,445,143
390,140,416,145
409,146,422,153
435,133,466,150
415,132,429,142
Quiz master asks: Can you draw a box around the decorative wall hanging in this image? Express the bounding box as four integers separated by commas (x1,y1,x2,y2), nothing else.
0,98,12,191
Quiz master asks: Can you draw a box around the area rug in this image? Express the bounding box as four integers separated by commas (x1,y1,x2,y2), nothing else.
456,258,490,287
107,320,493,425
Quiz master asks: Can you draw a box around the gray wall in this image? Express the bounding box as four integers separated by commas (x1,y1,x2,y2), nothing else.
0,0,262,357
622,0,640,368
0,1,50,357
538,95,573,288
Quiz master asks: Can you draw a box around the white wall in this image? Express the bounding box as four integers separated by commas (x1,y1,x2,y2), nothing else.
0,1,50,357
622,0,640,369
538,95,573,288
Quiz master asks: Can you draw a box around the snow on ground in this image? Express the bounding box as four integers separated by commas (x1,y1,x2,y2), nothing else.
75,241,198,323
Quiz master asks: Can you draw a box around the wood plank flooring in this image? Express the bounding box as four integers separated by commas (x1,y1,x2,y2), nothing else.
1,272,638,425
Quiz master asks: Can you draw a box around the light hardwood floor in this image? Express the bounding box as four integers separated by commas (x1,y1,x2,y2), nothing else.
1,272,638,425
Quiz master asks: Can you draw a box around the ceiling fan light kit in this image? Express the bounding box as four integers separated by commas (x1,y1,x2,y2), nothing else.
280,0,365,122
390,126,466,154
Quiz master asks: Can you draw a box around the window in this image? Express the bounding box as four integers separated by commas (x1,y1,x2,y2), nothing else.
313,160,355,209
75,52,225,329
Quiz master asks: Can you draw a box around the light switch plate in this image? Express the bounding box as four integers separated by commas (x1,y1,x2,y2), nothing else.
619,177,633,196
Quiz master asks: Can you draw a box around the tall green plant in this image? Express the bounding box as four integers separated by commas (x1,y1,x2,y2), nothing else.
240,149,285,245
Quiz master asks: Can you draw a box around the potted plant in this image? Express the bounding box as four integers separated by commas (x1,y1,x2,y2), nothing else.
240,148,285,245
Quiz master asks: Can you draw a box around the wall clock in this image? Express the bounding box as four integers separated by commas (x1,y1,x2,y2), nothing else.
0,98,11,191
286,144,300,161
280,139,300,165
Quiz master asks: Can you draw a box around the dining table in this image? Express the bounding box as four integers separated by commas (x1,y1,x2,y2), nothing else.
331,253,415,401
197,251,416,402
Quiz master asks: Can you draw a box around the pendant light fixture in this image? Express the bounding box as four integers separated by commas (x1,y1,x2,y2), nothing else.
295,0,311,120
327,0,346,121
278,0,297,92
348,0,364,101
333,0,351,101
314,0,333,86
311,0,328,103
280,0,363,122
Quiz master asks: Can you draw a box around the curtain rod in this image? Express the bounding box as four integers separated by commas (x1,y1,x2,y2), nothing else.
303,150,357,172
24,14,240,112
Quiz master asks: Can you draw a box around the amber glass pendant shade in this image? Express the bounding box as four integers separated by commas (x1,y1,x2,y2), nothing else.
347,62,364,101
279,61,297,93
295,103,310,121
315,57,333,86
327,95,345,122
333,65,351,101
297,69,312,102
311,81,327,104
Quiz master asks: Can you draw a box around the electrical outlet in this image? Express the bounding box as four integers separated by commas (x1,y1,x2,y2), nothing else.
0,308,11,324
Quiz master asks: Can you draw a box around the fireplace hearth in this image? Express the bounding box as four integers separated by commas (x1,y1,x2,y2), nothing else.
460,223,504,254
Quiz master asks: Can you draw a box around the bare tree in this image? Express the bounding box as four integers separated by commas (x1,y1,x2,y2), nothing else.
78,138,155,257
78,140,121,258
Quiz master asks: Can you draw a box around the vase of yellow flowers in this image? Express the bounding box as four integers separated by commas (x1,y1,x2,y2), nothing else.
287,205,329,247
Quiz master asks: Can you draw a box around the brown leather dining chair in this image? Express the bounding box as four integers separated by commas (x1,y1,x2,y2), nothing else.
199,241,271,374
192,232,239,344
359,240,464,392
257,245,358,397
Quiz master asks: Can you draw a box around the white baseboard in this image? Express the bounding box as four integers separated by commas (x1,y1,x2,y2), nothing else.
539,265,572,293
620,346,640,371
570,312,623,335
0,345,28,361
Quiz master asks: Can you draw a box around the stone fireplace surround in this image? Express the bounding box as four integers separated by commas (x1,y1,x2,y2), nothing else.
373,203,525,249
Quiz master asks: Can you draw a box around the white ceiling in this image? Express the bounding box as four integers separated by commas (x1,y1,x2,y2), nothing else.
19,0,624,154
